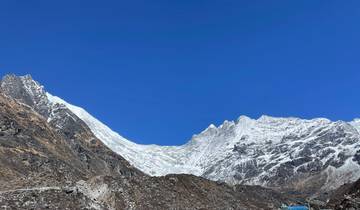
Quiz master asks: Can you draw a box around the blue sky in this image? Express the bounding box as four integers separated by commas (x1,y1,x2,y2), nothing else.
1,1,360,145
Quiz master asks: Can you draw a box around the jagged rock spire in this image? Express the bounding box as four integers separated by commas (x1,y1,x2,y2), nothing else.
0,74,50,117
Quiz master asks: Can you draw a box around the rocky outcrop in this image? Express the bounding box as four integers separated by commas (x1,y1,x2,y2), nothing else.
0,92,139,191
0,74,141,180
325,178,360,209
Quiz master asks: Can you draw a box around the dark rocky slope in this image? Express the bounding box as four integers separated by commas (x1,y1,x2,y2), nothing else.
0,76,290,209
325,178,360,209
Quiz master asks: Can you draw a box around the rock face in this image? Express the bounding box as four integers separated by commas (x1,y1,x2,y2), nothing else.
0,74,290,209
0,74,141,189
0,74,50,117
327,178,360,209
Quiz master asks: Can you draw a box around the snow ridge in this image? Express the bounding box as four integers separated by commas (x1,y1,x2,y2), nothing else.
3,74,359,192
46,93,360,191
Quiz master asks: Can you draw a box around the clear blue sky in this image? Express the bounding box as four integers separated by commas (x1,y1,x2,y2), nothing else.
1,1,360,145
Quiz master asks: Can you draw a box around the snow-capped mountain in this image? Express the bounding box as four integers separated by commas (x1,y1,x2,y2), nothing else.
1,74,360,194
1,74,291,210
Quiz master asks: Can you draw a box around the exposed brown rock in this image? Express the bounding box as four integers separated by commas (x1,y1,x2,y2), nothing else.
327,178,360,209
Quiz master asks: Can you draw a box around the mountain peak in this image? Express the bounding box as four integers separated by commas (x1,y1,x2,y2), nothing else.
1,73,33,83
236,115,251,121
0,73,50,117
257,114,278,121
1,73,39,92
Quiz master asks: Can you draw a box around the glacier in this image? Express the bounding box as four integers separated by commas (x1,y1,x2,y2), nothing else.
47,93,360,191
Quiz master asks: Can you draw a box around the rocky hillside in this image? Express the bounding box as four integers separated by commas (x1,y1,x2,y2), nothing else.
0,74,291,209
0,75,142,191
325,178,360,209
